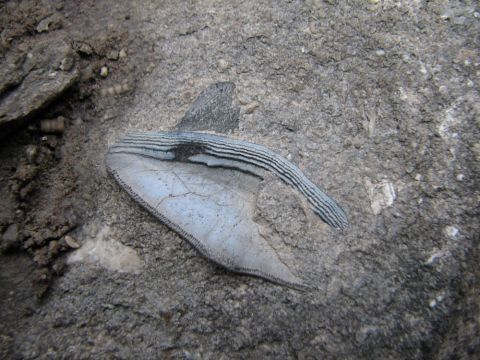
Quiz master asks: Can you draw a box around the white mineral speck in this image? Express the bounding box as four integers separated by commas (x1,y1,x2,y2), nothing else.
68,225,143,273
216,59,229,73
429,295,444,309
456,174,464,181
364,179,396,215
444,226,459,238
244,101,260,114
425,251,443,265
100,66,109,77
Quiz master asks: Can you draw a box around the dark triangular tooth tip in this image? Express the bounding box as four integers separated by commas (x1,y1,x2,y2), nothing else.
176,82,239,133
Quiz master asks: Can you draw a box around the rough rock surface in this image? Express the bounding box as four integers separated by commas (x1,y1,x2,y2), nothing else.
0,39,78,136
0,0,479,359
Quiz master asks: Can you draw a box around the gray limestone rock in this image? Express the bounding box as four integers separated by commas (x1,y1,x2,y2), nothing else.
0,40,78,137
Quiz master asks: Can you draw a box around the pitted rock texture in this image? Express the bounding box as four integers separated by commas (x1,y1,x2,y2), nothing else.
0,39,78,136
0,1,478,359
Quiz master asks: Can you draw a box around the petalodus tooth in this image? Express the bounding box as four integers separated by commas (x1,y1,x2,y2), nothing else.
106,131,348,288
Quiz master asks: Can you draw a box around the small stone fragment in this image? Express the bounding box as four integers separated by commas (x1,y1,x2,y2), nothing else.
244,101,260,114
107,50,119,60
68,226,142,274
2,224,20,250
444,226,459,238
55,1,64,10
60,55,75,71
78,43,93,56
119,49,127,58
100,66,109,77
216,59,229,73
308,21,319,34
352,137,363,149
25,145,39,163
40,116,65,133
0,40,78,137
364,178,396,215
36,14,63,33
64,235,80,249
48,240,60,257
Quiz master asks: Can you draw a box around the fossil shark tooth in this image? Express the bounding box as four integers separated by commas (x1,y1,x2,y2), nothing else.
106,152,305,288
106,131,348,288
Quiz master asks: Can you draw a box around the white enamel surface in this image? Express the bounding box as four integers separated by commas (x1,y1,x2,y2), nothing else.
106,153,303,286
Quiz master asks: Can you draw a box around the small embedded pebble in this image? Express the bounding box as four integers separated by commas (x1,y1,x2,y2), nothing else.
2,224,19,249
414,174,423,181
36,14,62,33
308,21,319,34
352,137,363,149
49,240,60,257
456,174,464,181
60,56,75,71
438,85,448,95
376,49,385,56
216,59,229,73
244,101,260,114
100,66,109,77
444,226,459,238
78,43,93,56
64,235,80,249
119,48,127,58
107,50,119,60
40,116,65,134
25,145,39,163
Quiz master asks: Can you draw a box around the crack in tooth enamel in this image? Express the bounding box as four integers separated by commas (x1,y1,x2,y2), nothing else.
112,131,348,229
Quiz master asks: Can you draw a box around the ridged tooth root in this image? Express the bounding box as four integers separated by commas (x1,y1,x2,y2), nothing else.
109,131,349,229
